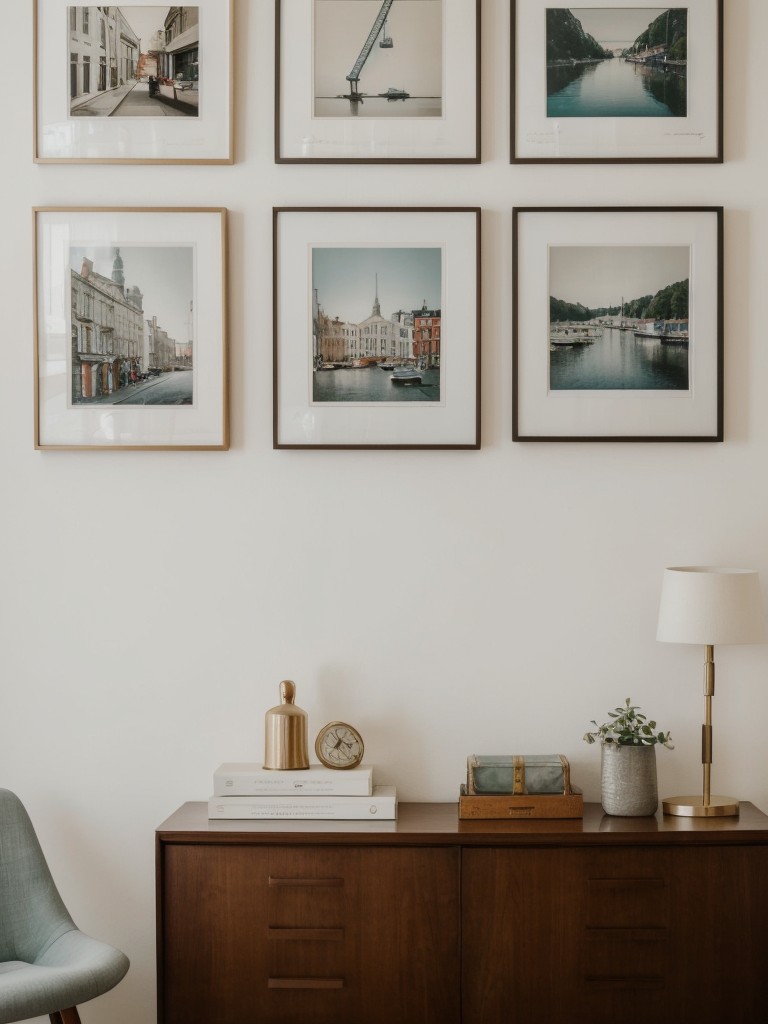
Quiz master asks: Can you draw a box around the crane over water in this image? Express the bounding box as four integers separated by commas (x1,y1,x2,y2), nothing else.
345,0,396,100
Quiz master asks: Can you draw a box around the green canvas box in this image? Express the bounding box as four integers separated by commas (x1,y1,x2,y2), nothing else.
466,754,572,796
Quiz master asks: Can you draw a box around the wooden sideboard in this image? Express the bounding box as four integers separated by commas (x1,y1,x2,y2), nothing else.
156,802,768,1024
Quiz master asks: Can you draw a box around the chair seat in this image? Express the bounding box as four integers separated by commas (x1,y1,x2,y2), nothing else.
0,929,129,1024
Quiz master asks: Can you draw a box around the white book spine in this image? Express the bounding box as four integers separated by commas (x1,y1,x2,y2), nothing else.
207,786,397,820
213,763,373,796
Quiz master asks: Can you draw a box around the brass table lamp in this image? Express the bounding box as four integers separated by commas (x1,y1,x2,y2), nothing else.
657,566,765,817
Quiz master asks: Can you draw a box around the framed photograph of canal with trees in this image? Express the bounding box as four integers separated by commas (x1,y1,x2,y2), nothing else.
513,207,723,441
275,0,480,162
34,207,229,449
273,207,480,448
512,0,723,162
34,0,233,163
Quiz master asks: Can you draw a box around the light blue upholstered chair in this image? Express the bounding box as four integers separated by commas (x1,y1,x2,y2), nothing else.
0,789,129,1024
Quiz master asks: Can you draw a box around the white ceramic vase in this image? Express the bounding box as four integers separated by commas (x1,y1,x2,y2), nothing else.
600,743,658,816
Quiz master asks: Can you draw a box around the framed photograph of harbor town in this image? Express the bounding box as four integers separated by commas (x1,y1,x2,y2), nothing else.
275,0,480,162
34,207,229,449
34,0,233,162
513,207,723,441
512,0,723,162
273,207,480,448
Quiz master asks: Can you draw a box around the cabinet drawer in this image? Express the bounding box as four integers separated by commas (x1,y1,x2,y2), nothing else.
159,843,460,1024
462,845,768,1024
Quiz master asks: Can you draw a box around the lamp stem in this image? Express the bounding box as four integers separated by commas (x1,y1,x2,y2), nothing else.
702,643,714,807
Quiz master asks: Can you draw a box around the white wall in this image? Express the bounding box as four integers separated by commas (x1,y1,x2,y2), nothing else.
2,2,767,1022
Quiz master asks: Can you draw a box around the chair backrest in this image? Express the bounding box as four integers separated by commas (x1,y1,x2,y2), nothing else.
0,789,76,963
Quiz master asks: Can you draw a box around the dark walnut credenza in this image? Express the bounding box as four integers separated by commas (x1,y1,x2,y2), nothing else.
156,801,768,1024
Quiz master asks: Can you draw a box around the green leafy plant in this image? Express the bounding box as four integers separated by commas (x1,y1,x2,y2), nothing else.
583,698,674,748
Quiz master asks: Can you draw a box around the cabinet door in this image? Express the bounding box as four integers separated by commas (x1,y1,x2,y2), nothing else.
159,843,460,1024
462,845,768,1024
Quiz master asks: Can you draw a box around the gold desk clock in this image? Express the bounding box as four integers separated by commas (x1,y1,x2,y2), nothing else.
315,721,365,770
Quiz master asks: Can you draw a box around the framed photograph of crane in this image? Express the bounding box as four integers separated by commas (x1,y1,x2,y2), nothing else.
276,0,480,162
273,207,481,448
512,0,723,162
35,0,234,163
512,207,723,441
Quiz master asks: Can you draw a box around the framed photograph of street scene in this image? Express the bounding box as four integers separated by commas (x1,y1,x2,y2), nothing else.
35,207,229,449
512,0,722,162
273,207,480,448
35,0,233,162
513,207,723,441
275,0,480,162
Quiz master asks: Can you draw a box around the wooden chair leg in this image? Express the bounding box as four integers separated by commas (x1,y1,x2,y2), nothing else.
50,1009,82,1024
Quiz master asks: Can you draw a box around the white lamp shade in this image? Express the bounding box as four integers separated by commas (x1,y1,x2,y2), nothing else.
657,566,766,645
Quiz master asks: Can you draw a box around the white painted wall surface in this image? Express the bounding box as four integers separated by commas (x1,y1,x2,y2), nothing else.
2,2,767,1022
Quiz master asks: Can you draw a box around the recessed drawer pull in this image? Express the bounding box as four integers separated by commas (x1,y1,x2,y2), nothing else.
268,927,344,941
268,977,344,990
268,876,344,887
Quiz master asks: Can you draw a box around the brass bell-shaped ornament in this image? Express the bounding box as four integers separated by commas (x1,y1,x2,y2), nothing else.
264,679,310,770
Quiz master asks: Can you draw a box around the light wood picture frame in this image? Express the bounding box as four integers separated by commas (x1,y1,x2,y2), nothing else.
35,0,233,163
35,207,229,450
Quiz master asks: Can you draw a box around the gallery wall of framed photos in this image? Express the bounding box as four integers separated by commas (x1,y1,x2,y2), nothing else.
6,2,768,1022
29,0,729,452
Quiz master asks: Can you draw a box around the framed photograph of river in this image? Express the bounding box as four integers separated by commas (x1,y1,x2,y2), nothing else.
276,0,480,162
513,207,723,441
274,208,480,448
35,207,229,449
512,0,722,162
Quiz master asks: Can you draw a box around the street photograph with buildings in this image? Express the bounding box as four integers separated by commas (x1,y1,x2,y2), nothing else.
70,245,195,405
68,5,200,118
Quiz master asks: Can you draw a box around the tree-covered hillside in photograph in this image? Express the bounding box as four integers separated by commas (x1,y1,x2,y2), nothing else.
626,8,687,59
546,9,612,62
550,278,689,322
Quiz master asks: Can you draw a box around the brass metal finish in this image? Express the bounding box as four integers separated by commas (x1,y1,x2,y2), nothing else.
662,795,739,817
314,721,365,770
263,680,310,770
663,643,739,818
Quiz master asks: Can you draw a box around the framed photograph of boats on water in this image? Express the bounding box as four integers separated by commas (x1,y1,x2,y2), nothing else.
512,207,723,441
34,207,229,449
275,0,480,162
273,207,480,449
512,0,723,163
35,0,233,163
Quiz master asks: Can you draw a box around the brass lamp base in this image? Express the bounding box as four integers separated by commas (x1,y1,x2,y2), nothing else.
663,795,739,817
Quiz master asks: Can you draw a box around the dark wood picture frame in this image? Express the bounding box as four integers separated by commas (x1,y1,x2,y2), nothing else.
275,0,480,164
273,206,481,450
512,206,723,442
511,0,723,164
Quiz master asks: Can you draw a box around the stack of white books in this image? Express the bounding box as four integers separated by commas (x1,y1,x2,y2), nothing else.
208,763,397,820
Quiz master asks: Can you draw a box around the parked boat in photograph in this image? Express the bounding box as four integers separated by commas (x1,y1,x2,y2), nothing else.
390,368,423,384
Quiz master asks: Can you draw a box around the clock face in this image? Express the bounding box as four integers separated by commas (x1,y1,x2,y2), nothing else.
315,721,364,770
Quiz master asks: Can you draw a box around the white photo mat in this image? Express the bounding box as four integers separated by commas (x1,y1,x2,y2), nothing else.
35,208,228,449
276,0,479,161
35,0,233,163
513,0,721,161
274,208,480,448
513,208,722,440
